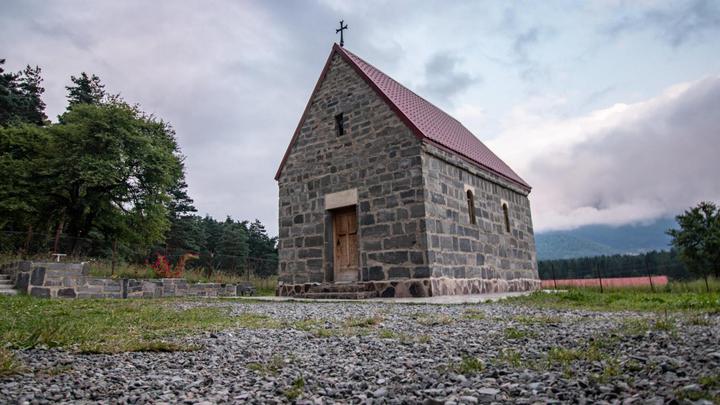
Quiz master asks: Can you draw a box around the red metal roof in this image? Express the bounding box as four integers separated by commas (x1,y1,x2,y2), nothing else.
275,44,530,191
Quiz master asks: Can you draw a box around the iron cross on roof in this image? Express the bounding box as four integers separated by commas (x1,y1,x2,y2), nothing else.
336,20,348,47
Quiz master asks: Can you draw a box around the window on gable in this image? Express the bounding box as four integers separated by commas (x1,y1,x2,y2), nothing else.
335,113,345,136
502,203,510,232
466,190,476,225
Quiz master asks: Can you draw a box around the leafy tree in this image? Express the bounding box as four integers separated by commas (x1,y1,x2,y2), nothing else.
0,124,54,243
667,201,720,291
47,100,184,252
66,72,105,107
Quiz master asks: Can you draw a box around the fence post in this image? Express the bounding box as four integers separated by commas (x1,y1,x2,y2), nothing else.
646,256,655,293
551,263,558,290
111,239,118,276
596,262,604,293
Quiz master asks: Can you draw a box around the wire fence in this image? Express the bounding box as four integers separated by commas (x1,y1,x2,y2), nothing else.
538,261,688,293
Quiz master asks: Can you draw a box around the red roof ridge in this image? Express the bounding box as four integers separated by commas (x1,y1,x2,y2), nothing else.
275,44,531,192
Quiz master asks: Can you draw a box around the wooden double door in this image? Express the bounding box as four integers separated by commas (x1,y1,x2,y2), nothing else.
332,206,359,282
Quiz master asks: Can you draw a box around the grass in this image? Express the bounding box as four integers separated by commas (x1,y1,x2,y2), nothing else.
463,308,486,320
414,313,454,326
504,327,536,339
506,283,720,312
0,347,24,377
0,295,271,353
284,376,305,401
496,349,522,368
247,355,285,375
450,356,485,375
344,315,383,328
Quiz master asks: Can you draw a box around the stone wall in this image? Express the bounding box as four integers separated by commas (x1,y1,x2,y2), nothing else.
421,143,539,287
1,261,244,299
277,52,429,285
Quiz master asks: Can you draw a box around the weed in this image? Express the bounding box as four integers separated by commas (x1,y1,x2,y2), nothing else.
452,356,484,375
378,329,398,339
624,360,643,373
247,355,285,375
345,315,383,328
284,376,305,401
463,308,486,320
497,349,522,368
687,314,711,326
415,313,453,326
0,348,23,377
620,319,649,336
504,327,536,339
699,374,720,388
291,319,323,331
311,328,338,338
417,334,432,344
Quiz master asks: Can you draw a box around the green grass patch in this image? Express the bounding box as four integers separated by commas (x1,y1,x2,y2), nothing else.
0,295,267,353
450,356,485,375
506,287,720,312
0,347,24,377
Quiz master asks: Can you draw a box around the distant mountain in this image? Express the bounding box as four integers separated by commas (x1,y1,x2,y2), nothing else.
535,217,677,260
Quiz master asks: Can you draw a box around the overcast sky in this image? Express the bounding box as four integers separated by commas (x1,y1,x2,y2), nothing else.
3,0,719,235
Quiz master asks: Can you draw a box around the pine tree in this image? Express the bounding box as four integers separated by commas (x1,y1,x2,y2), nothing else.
17,65,47,125
66,72,105,106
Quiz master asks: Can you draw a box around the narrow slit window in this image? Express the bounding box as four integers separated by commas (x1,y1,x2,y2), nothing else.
335,113,345,136
466,190,476,224
502,203,510,232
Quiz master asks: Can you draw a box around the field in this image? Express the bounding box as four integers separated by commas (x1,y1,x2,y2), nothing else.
0,284,719,403
541,275,669,289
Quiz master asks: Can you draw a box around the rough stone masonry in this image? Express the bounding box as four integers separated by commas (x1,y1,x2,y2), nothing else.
275,44,539,298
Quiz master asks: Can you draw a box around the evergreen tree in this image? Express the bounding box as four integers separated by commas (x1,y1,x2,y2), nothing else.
217,218,249,275
17,65,47,125
66,72,105,106
0,60,47,126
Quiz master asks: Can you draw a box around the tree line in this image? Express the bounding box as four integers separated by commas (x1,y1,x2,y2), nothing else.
538,249,688,281
0,58,276,277
539,201,720,291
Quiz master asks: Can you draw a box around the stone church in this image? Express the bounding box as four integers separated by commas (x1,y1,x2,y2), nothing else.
275,44,539,298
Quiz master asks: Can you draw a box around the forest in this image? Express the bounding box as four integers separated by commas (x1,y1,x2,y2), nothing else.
537,249,690,281
0,58,277,277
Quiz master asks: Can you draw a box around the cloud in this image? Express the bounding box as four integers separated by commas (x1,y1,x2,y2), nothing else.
605,0,720,47
418,52,478,105
489,76,720,232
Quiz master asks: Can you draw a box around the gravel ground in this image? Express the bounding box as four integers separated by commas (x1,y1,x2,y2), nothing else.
1,300,719,404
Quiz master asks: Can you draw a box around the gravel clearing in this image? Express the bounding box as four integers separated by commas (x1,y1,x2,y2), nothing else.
1,299,719,404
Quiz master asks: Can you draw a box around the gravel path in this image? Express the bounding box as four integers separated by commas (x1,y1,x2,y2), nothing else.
1,300,719,404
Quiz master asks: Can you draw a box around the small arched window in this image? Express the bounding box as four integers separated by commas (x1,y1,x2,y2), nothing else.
466,190,476,224
502,203,510,232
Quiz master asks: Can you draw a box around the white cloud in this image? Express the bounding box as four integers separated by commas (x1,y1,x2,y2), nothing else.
489,76,720,232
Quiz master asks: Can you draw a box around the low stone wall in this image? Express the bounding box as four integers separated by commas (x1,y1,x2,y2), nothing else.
0,261,245,299
277,276,541,298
